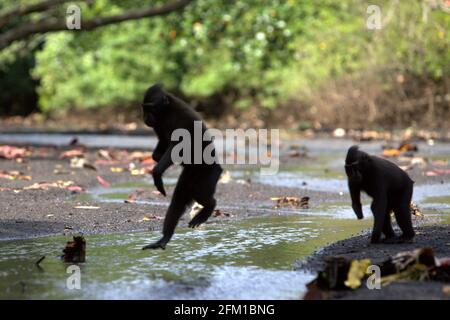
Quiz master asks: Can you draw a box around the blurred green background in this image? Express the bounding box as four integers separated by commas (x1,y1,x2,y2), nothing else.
0,0,449,129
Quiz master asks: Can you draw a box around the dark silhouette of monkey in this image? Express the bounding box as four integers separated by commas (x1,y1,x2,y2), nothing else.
345,146,415,244
141,84,223,250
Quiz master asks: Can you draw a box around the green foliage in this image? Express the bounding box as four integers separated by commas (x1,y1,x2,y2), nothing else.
19,0,449,113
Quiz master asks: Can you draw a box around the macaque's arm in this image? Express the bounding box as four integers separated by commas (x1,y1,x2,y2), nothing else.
349,181,363,219
152,144,174,196
152,140,168,162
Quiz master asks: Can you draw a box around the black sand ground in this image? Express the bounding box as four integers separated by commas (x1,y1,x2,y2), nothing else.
0,147,342,240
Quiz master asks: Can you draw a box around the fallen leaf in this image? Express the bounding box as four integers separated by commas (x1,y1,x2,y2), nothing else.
25,181,70,190
0,145,27,159
425,169,450,176
219,171,231,184
98,149,113,160
271,196,309,209
141,214,162,221
60,149,85,159
66,185,85,192
398,142,418,153
0,170,32,180
129,151,152,161
70,157,97,171
212,209,231,217
96,175,110,188
344,259,371,289
130,168,152,175
382,149,401,157
410,202,423,217
124,190,145,203
141,157,155,165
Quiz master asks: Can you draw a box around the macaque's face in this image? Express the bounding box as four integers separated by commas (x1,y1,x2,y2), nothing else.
142,103,157,127
142,86,169,127
345,163,362,183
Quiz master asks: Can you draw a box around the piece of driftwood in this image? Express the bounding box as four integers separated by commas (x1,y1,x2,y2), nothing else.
62,236,86,263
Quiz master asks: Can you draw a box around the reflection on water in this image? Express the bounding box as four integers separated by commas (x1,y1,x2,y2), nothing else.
0,215,369,300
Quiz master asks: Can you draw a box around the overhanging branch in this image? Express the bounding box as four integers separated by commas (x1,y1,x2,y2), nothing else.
0,0,72,29
0,0,193,50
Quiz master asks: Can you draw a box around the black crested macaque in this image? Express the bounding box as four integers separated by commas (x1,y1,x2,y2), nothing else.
345,146,415,244
141,84,223,250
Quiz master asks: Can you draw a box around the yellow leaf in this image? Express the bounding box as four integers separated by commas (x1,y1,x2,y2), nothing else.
344,259,371,289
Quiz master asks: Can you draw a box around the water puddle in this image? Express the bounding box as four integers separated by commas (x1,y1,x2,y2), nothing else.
0,215,370,299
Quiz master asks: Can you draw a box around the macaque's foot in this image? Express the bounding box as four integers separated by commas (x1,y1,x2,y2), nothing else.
142,238,168,250
398,235,415,244
188,212,212,228
370,237,382,244
382,236,401,244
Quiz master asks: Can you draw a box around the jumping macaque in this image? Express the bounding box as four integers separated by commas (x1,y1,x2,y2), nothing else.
345,146,415,244
141,84,222,250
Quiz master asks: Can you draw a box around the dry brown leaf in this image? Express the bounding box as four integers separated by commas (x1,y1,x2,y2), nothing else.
410,202,424,217
0,170,31,181
271,196,309,209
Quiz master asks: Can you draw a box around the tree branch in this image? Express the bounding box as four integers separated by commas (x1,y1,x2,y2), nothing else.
0,0,193,50
0,0,72,29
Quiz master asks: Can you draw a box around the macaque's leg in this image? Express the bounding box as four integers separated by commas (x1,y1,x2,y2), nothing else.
188,198,216,228
393,185,415,242
188,166,222,228
382,210,404,243
370,198,387,244
143,171,192,250
382,209,396,239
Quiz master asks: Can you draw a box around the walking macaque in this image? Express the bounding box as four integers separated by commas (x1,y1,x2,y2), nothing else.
345,146,415,244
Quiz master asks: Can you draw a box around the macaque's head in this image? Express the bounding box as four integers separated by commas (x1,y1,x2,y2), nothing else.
142,84,170,127
345,145,371,183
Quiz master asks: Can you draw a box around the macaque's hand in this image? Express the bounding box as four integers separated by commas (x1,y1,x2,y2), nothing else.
152,170,166,196
352,204,364,220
